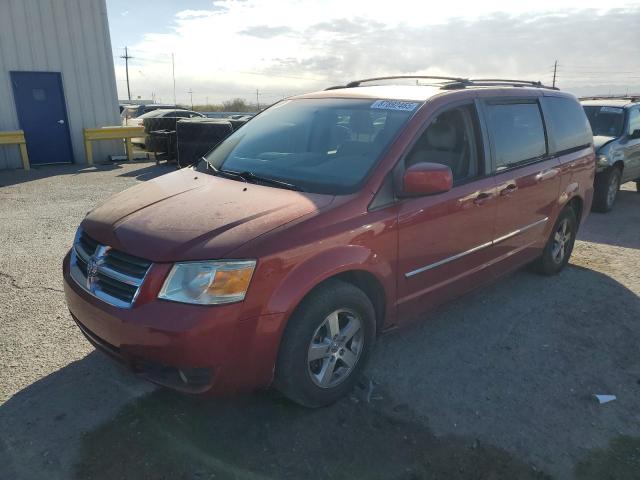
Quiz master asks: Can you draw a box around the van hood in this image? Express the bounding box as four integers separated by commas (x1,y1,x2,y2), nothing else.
82,168,334,262
593,135,616,152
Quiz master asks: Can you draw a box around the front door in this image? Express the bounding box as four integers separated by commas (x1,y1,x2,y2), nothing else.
10,71,73,165
622,106,640,181
396,102,498,321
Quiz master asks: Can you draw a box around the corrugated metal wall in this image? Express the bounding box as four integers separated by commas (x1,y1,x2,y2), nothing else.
0,0,120,169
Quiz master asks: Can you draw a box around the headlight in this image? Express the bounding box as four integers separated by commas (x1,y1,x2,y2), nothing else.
596,155,610,168
158,260,256,305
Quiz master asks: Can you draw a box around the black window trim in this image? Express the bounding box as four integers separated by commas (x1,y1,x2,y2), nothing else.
478,97,551,175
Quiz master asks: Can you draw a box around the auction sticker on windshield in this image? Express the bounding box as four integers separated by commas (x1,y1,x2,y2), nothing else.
600,106,623,114
371,100,419,111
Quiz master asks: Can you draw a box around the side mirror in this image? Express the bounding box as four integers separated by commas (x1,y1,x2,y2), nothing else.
629,129,640,139
401,162,453,197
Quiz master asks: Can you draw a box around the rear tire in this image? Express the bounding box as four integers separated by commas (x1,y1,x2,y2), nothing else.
274,280,376,408
531,207,577,275
592,167,621,212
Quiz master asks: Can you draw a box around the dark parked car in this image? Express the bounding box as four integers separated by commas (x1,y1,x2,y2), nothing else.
130,109,206,146
581,97,640,211
120,104,176,124
64,77,594,407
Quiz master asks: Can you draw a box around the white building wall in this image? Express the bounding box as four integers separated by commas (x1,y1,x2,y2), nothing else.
0,0,121,169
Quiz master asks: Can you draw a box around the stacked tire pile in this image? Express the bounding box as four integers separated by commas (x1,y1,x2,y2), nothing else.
176,118,249,167
143,117,180,159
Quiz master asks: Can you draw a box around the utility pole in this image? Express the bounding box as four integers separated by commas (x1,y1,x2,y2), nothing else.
120,46,133,101
172,53,177,107
256,89,260,111
188,89,194,110
552,60,558,88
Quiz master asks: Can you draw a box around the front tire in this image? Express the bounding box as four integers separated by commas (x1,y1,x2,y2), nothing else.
531,207,577,275
592,167,621,212
274,280,376,408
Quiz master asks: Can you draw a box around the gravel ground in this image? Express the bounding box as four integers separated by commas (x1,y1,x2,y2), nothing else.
0,161,638,480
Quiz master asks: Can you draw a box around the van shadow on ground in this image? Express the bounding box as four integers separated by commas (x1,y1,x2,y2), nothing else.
1,264,638,480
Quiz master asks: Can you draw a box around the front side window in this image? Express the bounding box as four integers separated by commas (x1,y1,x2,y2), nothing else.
203,98,420,194
583,106,625,137
627,108,640,136
405,104,481,182
543,96,592,153
485,102,546,171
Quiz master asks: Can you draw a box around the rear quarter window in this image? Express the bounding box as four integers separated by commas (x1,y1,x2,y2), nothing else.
543,96,592,153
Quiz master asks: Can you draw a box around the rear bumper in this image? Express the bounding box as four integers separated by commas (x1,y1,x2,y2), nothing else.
63,251,285,394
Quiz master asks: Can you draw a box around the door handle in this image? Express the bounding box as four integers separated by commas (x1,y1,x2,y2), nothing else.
500,184,518,196
535,169,558,182
57,119,65,125
473,191,492,205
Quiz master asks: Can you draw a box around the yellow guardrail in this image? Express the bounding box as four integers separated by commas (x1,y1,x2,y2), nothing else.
0,130,30,170
83,126,145,165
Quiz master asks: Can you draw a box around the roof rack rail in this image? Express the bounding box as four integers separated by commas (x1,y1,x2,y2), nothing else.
345,75,468,88
466,78,557,90
579,94,640,102
329,76,557,92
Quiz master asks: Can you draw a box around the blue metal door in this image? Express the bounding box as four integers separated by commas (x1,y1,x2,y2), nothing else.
10,71,74,165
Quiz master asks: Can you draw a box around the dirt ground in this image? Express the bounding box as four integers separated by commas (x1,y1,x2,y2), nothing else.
0,161,638,480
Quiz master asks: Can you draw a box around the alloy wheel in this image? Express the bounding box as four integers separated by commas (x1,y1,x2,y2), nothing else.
307,308,363,389
606,170,620,208
552,218,572,264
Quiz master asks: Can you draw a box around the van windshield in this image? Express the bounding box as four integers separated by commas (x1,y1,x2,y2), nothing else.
583,105,625,137
202,98,420,194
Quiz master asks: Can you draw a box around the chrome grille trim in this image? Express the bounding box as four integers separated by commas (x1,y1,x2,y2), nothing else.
69,229,152,308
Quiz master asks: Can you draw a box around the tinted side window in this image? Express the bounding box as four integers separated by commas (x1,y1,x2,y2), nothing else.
628,108,640,135
485,102,546,171
543,96,592,153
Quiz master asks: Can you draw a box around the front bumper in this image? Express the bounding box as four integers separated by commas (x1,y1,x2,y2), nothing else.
63,251,285,394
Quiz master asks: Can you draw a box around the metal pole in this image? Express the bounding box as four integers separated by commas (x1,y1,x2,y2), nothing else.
256,89,260,110
552,60,558,88
120,47,133,101
172,53,177,107
188,89,193,110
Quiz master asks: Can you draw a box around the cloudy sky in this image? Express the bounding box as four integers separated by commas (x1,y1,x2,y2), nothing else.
106,0,640,105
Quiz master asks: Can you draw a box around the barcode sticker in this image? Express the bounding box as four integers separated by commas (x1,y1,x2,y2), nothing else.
371,100,419,112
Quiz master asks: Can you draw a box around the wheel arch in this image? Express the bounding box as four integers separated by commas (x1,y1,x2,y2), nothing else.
567,195,584,225
265,246,394,336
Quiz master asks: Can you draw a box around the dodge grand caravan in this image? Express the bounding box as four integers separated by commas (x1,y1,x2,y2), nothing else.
63,76,595,407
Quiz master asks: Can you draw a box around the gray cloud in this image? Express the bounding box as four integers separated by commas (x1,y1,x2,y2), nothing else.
239,25,295,38
263,8,640,93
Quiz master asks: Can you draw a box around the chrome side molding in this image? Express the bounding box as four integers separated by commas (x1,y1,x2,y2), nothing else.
405,217,549,278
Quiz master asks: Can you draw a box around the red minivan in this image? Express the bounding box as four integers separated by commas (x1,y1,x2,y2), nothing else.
63,77,595,407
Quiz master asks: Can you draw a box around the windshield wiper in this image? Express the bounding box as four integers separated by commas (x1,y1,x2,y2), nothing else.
201,158,248,182
200,158,303,191
234,171,304,191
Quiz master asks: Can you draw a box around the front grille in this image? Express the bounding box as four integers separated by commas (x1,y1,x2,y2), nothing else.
69,229,152,308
